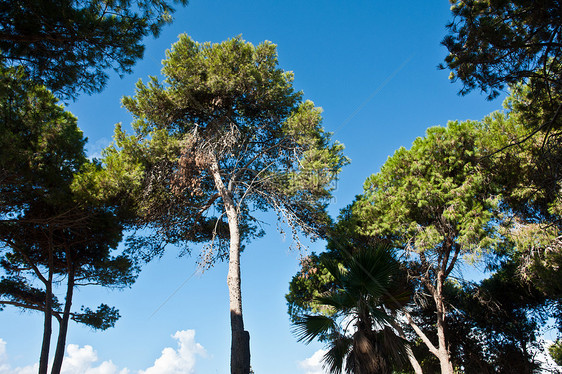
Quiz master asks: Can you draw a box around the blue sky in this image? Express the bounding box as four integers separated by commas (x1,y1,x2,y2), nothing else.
0,1,518,373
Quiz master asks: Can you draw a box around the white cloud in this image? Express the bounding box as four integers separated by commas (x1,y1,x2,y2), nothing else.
298,349,328,374
0,339,7,366
0,330,205,374
139,330,206,374
60,344,127,374
87,137,111,160
0,339,11,374
0,338,38,374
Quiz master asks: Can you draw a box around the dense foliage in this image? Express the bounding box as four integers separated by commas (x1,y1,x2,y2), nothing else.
0,66,137,374
355,119,499,373
1,1,561,372
442,0,562,100
0,0,188,97
288,90,562,373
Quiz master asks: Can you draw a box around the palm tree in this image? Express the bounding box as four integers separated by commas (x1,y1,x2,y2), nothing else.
293,245,411,374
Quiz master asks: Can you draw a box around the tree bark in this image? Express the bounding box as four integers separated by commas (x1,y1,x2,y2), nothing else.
209,158,250,374
406,345,424,374
39,275,53,374
51,265,75,374
434,271,454,374
39,246,54,374
412,242,458,374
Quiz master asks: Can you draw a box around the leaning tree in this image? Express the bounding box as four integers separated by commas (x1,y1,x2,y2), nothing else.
100,35,347,374
354,120,501,374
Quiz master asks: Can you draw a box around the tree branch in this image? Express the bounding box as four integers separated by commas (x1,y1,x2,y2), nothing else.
404,311,439,357
0,300,62,323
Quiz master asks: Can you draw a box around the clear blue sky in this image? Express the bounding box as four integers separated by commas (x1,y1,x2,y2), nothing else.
1,1,507,373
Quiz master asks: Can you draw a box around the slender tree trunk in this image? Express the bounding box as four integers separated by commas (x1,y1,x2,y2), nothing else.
209,158,250,374
39,247,54,374
434,272,454,374
414,243,458,374
406,345,424,374
408,277,454,374
51,266,75,374
39,275,53,374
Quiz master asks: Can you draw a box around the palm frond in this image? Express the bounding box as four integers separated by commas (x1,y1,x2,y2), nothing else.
365,305,394,326
375,326,410,368
323,334,353,374
290,242,414,374
293,314,337,344
315,292,354,312
380,287,411,311
347,249,397,293
322,257,346,284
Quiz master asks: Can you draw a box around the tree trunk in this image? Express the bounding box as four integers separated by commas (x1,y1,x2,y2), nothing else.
406,345,424,374
39,275,52,374
39,247,54,374
434,272,454,374
209,158,250,374
51,266,75,374
414,243,458,374
353,329,385,374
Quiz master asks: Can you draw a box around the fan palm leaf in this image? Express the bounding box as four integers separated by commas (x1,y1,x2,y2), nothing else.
292,244,412,373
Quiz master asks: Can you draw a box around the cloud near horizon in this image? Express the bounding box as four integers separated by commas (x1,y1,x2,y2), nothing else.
0,330,206,374
139,330,206,374
297,349,328,374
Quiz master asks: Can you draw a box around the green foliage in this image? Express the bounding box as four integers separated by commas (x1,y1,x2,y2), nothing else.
350,114,551,371
442,0,562,100
122,34,299,133
110,34,347,373
549,340,562,366
441,3,562,331
0,0,188,97
445,263,548,373
72,304,120,330
0,67,138,365
402,274,547,373
357,119,497,256
480,101,562,222
287,204,403,333
348,90,561,372
0,65,86,213
104,34,348,259
476,101,561,322
442,1,562,228
0,276,61,311
286,252,336,326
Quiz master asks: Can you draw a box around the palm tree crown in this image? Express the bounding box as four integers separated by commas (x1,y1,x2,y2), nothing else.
293,244,410,374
